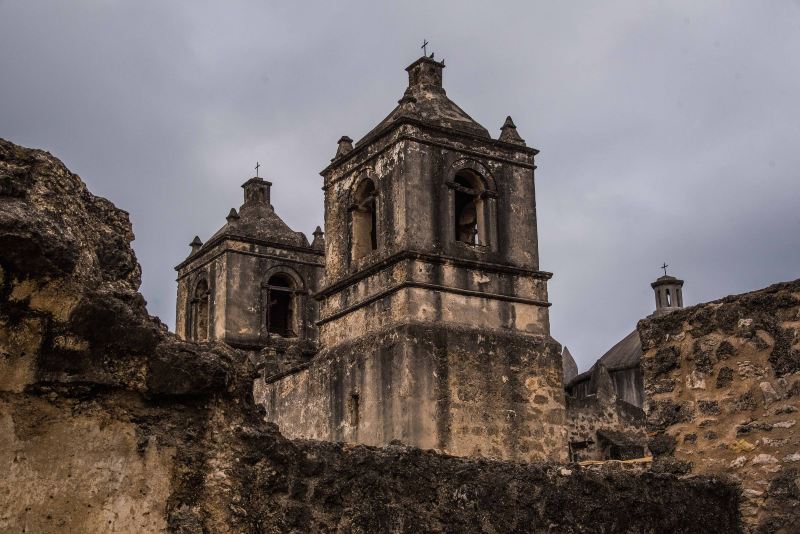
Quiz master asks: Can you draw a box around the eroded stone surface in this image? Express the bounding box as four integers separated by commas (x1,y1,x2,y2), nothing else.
639,279,800,532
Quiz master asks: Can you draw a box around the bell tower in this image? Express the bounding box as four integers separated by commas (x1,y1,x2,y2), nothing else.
262,55,567,462
317,56,552,345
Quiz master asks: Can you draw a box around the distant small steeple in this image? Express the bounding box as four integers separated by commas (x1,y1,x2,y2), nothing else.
651,267,685,315
334,136,353,160
499,116,526,145
311,225,325,251
189,236,203,254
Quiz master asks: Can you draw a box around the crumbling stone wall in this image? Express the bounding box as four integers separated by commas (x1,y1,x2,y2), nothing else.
0,138,742,532
270,440,740,533
566,396,647,461
565,361,648,462
639,279,800,532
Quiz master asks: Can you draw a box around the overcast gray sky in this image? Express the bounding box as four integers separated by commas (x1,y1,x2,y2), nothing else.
2,1,798,370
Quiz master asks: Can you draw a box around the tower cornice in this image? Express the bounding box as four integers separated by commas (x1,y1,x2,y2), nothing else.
313,248,553,300
321,117,538,185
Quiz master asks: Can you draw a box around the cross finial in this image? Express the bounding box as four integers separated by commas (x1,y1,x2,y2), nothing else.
421,39,429,56
255,161,260,177
661,262,669,276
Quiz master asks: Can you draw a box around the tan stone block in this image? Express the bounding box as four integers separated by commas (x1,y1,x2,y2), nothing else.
730,439,757,453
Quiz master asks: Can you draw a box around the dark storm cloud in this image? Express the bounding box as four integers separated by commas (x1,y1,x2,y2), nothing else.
2,1,798,370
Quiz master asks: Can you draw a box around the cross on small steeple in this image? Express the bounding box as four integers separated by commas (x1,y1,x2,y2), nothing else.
421,39,429,56
255,162,260,177
661,262,669,276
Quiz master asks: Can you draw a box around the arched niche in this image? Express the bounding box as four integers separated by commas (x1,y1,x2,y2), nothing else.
262,267,305,338
447,161,498,250
190,278,210,341
349,178,378,262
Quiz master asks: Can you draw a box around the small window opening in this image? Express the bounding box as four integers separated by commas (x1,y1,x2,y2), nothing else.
568,440,592,462
190,279,210,341
266,274,295,337
348,392,360,427
666,288,672,307
453,171,485,246
677,289,683,307
351,179,377,260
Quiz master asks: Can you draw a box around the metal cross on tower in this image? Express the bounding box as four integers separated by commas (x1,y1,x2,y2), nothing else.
661,262,669,276
421,39,429,56
255,162,260,177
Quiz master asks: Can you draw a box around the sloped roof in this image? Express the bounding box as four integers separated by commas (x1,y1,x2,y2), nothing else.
360,90,490,144
204,201,308,250
567,330,643,388
597,330,643,371
357,57,490,146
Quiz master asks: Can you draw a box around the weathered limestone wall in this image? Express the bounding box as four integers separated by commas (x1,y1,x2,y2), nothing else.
319,282,550,347
176,239,324,348
0,395,173,532
222,245,322,346
174,247,227,341
258,322,568,462
0,137,264,531
639,279,800,532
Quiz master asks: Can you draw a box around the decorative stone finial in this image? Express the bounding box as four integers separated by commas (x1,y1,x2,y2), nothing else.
226,208,240,223
311,225,325,251
189,236,203,254
499,116,526,145
334,136,354,160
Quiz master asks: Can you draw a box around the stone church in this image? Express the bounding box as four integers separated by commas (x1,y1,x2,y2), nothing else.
175,54,657,463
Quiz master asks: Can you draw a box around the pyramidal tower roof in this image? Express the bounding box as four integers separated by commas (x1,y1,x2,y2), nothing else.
190,176,308,259
357,55,490,146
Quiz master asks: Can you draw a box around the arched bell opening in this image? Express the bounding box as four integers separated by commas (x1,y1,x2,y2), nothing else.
190,278,210,341
452,170,489,246
265,273,297,337
350,179,378,261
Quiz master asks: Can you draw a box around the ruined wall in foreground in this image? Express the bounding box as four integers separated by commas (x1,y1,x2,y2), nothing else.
639,279,800,532
0,138,742,532
270,440,740,533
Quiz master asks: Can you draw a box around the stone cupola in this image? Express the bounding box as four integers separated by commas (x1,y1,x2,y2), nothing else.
651,272,685,315
242,176,272,206
405,55,444,91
